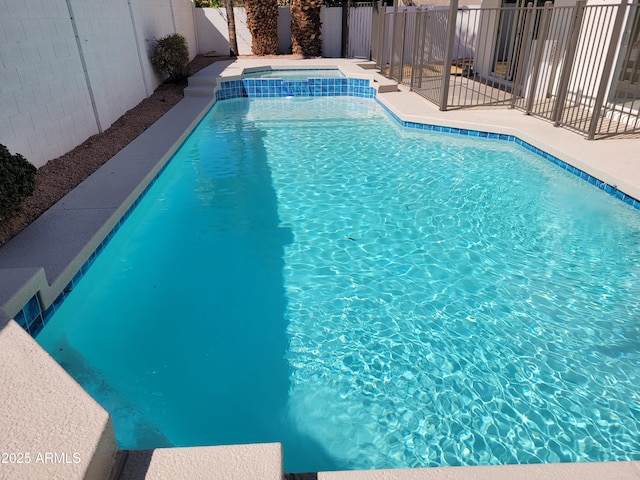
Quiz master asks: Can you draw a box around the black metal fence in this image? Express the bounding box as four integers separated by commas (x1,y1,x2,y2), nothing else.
371,0,640,139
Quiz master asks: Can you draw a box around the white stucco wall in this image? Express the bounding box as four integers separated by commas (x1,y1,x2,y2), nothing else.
173,0,198,59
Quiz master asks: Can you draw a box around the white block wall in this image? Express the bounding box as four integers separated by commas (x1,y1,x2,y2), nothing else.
195,6,344,57
173,0,198,58
0,0,97,166
70,0,148,132
195,8,252,56
322,7,343,58
0,0,197,168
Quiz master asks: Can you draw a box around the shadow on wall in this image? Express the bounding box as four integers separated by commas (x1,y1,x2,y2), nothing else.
195,7,254,55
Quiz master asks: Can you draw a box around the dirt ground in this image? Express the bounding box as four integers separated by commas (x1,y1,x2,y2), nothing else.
0,54,235,247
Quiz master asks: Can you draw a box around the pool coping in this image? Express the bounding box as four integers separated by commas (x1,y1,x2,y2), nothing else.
0,58,639,479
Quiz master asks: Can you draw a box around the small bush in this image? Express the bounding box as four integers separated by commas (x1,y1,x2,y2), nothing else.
151,33,189,82
195,0,222,7
0,144,36,221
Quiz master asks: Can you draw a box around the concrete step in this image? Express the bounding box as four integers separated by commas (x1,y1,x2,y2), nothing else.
188,75,218,87
184,85,216,97
117,443,283,480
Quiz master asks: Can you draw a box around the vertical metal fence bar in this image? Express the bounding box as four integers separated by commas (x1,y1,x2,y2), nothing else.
479,9,499,106
416,10,427,90
511,3,534,109
389,4,398,78
552,1,586,126
607,4,639,134
410,8,423,90
525,2,553,115
588,1,629,139
373,0,638,138
573,6,606,133
440,0,459,111
449,9,460,107
459,8,472,107
399,10,407,84
376,3,386,70
569,6,595,132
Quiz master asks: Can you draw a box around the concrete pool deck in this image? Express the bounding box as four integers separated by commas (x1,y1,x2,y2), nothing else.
0,57,639,479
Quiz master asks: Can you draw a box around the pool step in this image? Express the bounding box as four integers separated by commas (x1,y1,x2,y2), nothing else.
116,443,284,480
184,85,217,97
184,73,218,97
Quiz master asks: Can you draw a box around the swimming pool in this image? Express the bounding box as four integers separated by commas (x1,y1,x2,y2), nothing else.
36,96,640,473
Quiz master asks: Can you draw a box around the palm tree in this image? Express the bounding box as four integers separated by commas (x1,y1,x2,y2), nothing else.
245,0,279,55
225,0,239,56
291,0,322,57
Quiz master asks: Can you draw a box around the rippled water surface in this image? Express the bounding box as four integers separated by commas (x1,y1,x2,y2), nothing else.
37,97,640,472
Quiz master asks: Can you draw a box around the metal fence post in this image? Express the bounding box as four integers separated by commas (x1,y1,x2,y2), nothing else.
389,2,398,78
410,8,424,90
587,0,629,139
399,10,407,83
439,0,459,111
376,1,386,70
552,0,586,126
525,1,553,115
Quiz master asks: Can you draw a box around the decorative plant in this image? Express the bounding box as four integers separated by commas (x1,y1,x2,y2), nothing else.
0,144,36,221
151,33,190,82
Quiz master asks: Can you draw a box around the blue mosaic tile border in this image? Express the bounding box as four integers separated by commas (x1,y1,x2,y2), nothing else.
375,98,640,211
13,86,640,339
215,77,376,100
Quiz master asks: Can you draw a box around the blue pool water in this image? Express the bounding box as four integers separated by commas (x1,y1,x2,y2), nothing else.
37,97,640,472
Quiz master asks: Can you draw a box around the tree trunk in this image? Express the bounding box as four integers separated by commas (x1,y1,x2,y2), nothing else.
245,0,279,55
225,0,239,56
291,0,322,57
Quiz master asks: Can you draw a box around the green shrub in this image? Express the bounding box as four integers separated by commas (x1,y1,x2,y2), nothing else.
0,144,36,221
195,0,223,7
151,33,189,82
